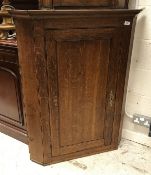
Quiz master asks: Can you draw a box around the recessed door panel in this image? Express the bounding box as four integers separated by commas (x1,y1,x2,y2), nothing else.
58,39,109,147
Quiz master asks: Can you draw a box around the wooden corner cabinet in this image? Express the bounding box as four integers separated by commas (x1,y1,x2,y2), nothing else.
10,7,141,165
0,0,140,166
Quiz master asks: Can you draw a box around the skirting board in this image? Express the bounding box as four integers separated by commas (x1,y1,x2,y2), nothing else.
122,129,151,147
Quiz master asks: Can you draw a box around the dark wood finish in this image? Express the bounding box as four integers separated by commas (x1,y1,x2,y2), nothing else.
39,0,52,8
0,40,27,143
0,0,129,9
125,0,129,8
39,0,128,9
11,9,141,165
53,0,117,8
0,0,39,9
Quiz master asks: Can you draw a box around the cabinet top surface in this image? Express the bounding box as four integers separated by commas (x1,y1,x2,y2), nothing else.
10,9,142,19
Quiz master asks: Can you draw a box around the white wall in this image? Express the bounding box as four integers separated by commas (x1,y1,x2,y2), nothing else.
122,0,151,147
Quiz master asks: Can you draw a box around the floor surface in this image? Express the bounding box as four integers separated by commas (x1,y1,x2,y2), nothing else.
0,133,151,175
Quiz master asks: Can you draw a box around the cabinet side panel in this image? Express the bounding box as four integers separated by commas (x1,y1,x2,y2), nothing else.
14,19,51,165
112,27,132,145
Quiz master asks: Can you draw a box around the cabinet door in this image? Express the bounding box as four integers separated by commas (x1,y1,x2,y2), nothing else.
53,0,116,7
46,28,119,156
0,65,24,129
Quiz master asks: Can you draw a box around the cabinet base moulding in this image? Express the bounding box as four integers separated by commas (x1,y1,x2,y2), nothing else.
32,144,118,166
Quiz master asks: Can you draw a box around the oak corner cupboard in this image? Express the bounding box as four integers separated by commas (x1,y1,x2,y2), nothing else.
0,0,141,166
0,0,141,165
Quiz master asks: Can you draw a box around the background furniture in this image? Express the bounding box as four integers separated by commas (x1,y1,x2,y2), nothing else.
0,40,27,143
0,0,40,142
39,0,129,8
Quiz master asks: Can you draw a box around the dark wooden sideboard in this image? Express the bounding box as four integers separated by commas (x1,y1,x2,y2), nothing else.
0,40,27,143
0,0,42,143
11,8,141,165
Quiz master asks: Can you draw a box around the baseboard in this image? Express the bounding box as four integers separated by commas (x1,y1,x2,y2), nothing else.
122,129,151,147
0,121,28,144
